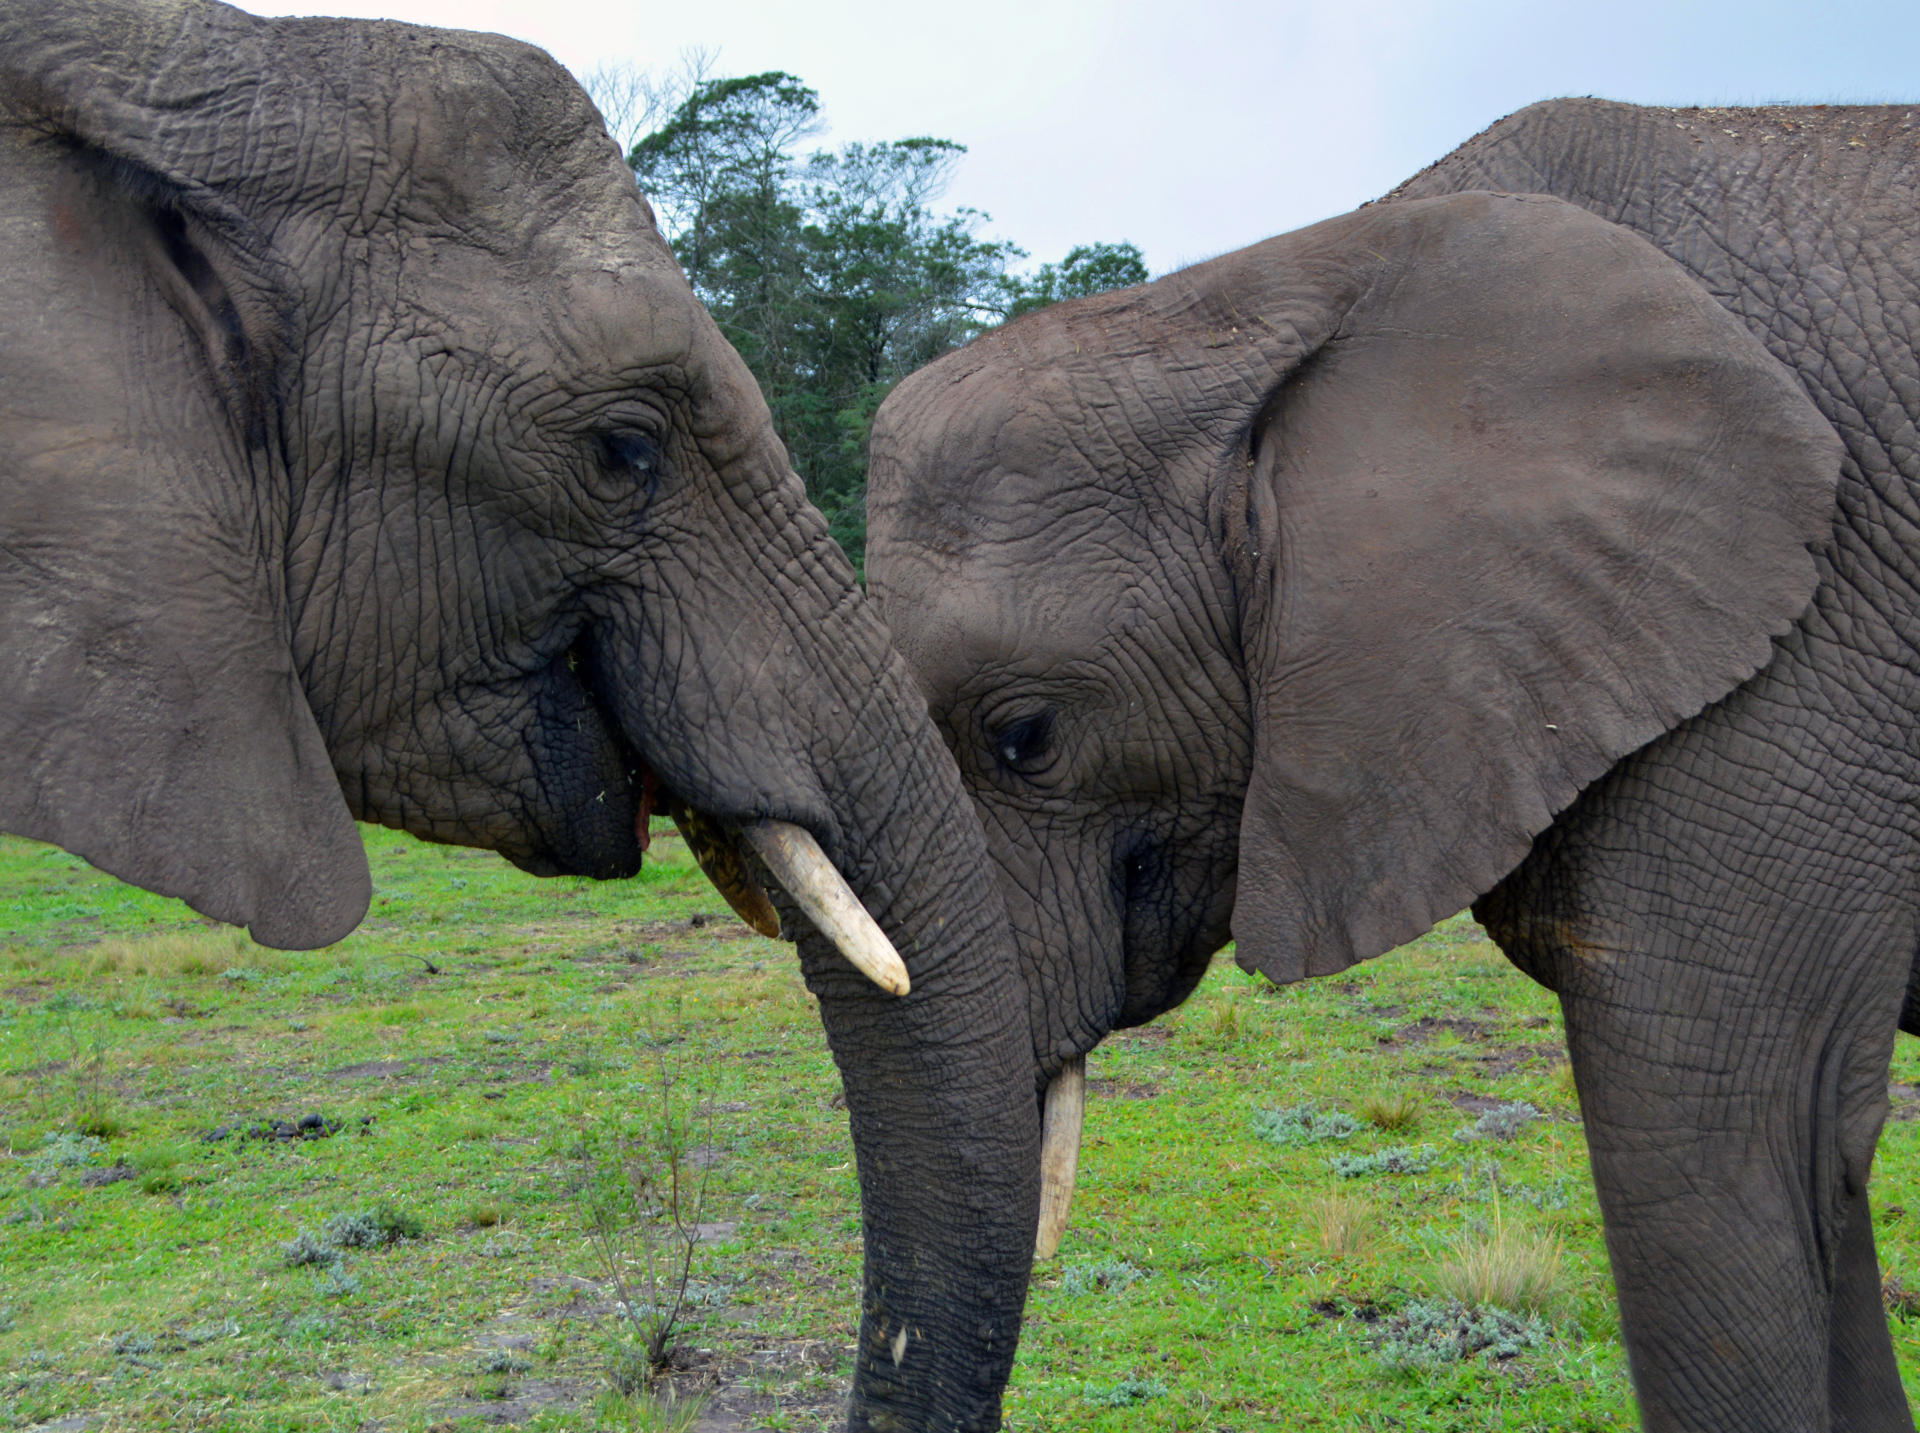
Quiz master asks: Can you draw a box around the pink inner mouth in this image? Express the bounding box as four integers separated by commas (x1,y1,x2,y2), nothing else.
634,761,660,853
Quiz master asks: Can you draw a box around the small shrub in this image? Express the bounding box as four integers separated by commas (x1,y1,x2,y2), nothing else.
1375,1296,1551,1372
1082,1378,1169,1407
1331,1145,1437,1178
579,1062,719,1386
465,1202,504,1229
1456,1102,1543,1142
1252,1105,1360,1147
320,1263,361,1298
1060,1259,1146,1296
479,1347,532,1375
1432,1204,1565,1313
323,1200,424,1247
30,1132,105,1174
1360,1090,1422,1132
282,1232,342,1269
1309,1192,1373,1258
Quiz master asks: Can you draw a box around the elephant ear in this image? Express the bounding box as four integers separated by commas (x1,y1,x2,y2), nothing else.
1227,191,1839,982
0,1,370,948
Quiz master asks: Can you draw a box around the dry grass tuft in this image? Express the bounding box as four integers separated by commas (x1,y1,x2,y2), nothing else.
81,930,258,979
1207,996,1244,1042
1309,1192,1373,1258
1359,1090,1421,1132
1432,1202,1565,1313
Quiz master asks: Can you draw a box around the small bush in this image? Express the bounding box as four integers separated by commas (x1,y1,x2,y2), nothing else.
479,1347,532,1375
1060,1259,1146,1296
282,1233,342,1269
1252,1105,1360,1147
1456,1102,1543,1142
1330,1145,1437,1178
324,1201,424,1248
1082,1378,1169,1406
1360,1091,1421,1132
321,1263,362,1298
30,1132,105,1173
1375,1297,1551,1372
1433,1204,1565,1313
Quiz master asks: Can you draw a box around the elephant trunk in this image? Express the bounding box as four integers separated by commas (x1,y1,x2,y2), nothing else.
788,663,1041,1431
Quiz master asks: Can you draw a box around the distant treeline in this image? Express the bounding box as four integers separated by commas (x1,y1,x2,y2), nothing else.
586,62,1146,565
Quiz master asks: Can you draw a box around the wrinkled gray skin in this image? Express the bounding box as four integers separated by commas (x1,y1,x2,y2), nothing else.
0,3,1037,1427
870,101,1920,1431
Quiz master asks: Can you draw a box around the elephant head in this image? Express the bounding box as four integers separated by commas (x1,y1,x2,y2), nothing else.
868,191,1840,1283
2,2,1038,1424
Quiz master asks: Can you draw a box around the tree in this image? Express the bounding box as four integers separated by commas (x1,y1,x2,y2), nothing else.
600,62,1147,564
1000,242,1150,319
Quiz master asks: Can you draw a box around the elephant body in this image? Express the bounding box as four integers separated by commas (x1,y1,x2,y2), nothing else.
2,5,1039,1426
869,101,1920,1430
1403,102,1920,1429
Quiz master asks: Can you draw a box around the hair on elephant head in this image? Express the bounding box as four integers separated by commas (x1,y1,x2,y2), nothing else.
2,3,1043,1427
872,101,1920,1431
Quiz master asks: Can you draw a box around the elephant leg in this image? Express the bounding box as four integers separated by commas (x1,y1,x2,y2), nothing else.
1831,1179,1910,1433
1560,947,1910,1433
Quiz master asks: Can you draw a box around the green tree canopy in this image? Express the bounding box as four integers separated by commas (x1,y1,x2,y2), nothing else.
606,65,1143,565
1001,242,1151,319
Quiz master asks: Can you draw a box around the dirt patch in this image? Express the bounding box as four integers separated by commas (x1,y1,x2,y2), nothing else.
326,1056,448,1081
1444,1091,1516,1116
1384,1015,1488,1047
1469,1043,1564,1077
1890,1082,1920,1119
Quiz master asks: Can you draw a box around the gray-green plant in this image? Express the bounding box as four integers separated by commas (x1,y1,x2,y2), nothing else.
1330,1145,1438,1178
1082,1377,1169,1406
1252,1104,1360,1146
1456,1101,1543,1142
1373,1297,1553,1373
1060,1259,1147,1296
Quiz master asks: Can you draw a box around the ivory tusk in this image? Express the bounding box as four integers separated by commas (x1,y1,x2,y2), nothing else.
1034,1055,1086,1260
743,820,911,996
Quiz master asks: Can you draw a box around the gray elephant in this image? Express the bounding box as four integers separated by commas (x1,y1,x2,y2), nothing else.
868,101,1920,1431
1,3,1042,1426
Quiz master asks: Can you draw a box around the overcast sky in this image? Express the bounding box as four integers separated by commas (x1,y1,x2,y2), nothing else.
238,0,1920,274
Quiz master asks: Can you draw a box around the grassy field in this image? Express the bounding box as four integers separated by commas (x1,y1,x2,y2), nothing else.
3,827,1919,1432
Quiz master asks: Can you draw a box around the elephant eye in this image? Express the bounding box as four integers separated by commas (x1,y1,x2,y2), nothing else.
988,711,1055,776
594,430,663,496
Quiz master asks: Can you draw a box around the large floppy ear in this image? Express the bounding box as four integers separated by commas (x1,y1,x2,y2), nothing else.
1225,192,1840,982
0,0,370,948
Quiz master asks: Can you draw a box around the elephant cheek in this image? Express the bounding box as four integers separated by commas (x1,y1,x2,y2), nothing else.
508,650,642,879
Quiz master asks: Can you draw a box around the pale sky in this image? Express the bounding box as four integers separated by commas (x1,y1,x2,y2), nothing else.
238,0,1920,274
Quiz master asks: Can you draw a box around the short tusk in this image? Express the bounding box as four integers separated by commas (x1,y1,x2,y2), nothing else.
1034,1055,1086,1260
743,821,911,996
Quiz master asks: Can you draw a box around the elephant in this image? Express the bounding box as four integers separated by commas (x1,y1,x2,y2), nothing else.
1,3,1043,1426
866,100,1920,1431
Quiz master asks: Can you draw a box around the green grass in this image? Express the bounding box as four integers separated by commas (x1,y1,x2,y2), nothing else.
2,829,1918,1429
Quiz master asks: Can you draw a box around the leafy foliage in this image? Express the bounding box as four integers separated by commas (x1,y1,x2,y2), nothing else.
1001,242,1149,319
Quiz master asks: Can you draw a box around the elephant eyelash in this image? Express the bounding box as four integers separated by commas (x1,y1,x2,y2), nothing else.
594,431,664,495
